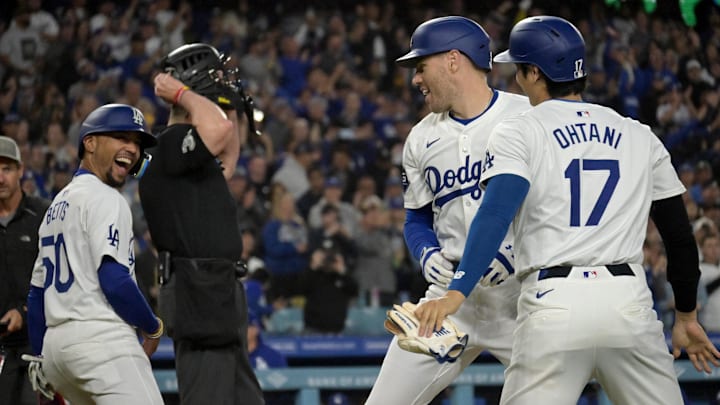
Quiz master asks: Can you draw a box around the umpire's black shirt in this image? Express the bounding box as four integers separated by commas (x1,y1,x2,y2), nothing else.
139,124,242,260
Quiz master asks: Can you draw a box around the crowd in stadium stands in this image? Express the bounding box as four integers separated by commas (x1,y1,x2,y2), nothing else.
2,0,720,337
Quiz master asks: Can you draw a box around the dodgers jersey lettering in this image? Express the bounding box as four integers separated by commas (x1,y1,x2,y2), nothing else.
403,91,530,260
30,172,137,328
480,99,685,277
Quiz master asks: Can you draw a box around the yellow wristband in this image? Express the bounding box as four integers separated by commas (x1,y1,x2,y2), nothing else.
147,318,164,339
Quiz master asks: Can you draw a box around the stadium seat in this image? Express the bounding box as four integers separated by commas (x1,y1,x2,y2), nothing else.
266,307,304,335
344,307,389,336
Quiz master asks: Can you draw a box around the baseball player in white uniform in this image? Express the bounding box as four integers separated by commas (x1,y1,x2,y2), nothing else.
415,16,720,405
25,104,164,405
366,16,529,404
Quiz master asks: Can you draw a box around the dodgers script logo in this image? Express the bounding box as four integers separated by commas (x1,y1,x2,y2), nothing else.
425,155,482,207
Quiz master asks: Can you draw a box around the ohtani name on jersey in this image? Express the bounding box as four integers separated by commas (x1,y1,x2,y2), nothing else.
425,155,482,206
45,200,70,224
552,123,622,149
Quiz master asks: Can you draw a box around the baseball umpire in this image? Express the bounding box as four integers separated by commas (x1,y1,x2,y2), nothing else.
366,16,529,404
416,16,720,404
139,43,263,405
26,104,163,404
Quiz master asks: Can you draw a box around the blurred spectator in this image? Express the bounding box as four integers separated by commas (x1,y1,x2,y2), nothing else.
247,311,287,369
700,234,720,333
352,173,378,210
308,203,357,270
246,154,272,209
353,195,395,307
44,121,76,165
275,34,313,101
0,5,45,88
326,142,357,200
271,140,319,199
383,174,403,202
47,160,73,198
238,34,279,94
387,195,425,303
296,165,326,220
307,176,361,236
0,136,50,405
262,191,309,300
230,166,267,232
297,242,358,335
244,266,278,323
151,0,191,52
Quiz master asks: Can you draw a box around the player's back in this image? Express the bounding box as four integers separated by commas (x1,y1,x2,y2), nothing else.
32,173,135,329
493,100,685,275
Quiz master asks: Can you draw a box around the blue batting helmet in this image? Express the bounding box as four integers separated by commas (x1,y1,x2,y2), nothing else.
78,104,156,157
396,16,491,70
493,16,586,82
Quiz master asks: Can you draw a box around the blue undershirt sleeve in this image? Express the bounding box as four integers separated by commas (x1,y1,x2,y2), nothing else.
98,256,159,335
449,174,530,296
27,286,46,355
404,204,440,261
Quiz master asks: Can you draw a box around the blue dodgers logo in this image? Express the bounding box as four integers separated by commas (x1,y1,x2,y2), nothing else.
425,155,482,207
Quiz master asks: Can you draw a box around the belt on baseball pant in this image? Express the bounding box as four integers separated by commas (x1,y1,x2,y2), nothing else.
537,263,634,280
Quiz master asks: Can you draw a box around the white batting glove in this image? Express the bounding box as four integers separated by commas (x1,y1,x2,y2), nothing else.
480,243,515,287
421,247,455,288
21,354,55,400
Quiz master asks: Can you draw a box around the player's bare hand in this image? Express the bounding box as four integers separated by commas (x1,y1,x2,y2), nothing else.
672,311,720,373
141,335,161,358
154,72,186,103
414,291,465,338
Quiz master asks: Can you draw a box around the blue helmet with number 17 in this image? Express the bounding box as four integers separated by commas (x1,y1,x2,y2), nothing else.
396,16,492,70
493,16,587,82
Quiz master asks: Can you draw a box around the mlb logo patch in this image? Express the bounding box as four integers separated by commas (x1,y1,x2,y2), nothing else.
576,111,590,117
583,271,598,279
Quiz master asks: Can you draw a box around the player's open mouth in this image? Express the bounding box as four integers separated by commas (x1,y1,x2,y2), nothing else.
115,157,133,172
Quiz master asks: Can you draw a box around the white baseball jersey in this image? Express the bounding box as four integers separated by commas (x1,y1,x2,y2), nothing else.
403,90,530,260
367,90,530,405
30,171,163,405
30,172,137,329
485,99,686,405
482,99,685,277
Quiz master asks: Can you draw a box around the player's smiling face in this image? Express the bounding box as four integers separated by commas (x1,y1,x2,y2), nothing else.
83,132,142,188
412,54,454,113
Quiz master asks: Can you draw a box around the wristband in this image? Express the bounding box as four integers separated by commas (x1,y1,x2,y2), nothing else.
173,86,189,104
146,318,164,339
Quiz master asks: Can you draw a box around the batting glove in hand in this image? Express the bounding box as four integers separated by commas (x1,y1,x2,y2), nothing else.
421,247,455,288
385,302,468,364
480,243,515,287
21,354,55,400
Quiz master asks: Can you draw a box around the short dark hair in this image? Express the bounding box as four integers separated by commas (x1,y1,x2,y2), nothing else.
517,63,587,98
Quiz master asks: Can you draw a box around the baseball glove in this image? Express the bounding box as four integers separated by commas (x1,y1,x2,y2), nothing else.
384,302,468,364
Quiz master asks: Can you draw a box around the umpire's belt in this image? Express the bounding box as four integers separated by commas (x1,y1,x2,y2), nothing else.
158,251,248,285
537,263,634,281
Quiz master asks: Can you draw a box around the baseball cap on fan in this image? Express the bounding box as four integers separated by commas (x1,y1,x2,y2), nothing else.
0,136,21,163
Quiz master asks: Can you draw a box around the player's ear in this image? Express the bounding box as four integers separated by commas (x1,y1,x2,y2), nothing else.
83,135,97,155
447,50,460,73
